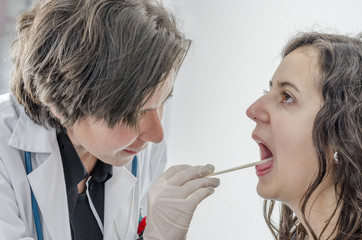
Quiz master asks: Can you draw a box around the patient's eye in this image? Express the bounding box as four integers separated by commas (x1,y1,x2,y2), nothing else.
280,91,295,104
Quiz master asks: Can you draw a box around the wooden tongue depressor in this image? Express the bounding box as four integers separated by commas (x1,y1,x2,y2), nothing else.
210,158,273,176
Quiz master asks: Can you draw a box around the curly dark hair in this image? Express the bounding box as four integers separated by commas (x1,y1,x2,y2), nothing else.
10,0,191,129
264,32,362,240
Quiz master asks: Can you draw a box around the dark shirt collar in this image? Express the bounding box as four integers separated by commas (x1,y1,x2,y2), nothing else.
91,159,113,183
56,127,113,237
56,127,113,188
57,128,87,191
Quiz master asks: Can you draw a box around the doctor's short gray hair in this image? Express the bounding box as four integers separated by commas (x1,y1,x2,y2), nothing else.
10,0,191,129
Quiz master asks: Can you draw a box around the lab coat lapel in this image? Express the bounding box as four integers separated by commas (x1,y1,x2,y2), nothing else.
104,166,137,240
9,110,71,240
27,151,71,240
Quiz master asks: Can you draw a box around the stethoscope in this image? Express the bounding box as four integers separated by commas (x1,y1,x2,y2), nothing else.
25,151,138,240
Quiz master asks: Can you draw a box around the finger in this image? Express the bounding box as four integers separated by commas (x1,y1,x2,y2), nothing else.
168,165,215,186
179,177,220,198
160,165,192,180
185,187,216,211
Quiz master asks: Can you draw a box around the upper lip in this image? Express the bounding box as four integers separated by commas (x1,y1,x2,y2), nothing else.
252,133,267,145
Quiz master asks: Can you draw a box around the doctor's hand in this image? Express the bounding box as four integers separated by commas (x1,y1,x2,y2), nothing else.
143,164,220,240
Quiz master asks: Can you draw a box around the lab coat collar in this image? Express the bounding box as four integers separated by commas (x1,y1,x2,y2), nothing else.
9,108,71,239
104,166,137,239
8,109,56,153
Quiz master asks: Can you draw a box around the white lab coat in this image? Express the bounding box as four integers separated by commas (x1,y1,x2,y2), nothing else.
0,93,167,240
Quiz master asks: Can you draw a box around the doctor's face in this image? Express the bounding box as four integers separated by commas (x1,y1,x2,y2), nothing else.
66,74,174,167
246,47,324,207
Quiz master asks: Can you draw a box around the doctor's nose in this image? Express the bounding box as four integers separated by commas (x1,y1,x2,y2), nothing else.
246,96,270,124
138,109,164,143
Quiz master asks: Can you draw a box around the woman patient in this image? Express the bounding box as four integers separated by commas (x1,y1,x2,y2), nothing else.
246,32,361,239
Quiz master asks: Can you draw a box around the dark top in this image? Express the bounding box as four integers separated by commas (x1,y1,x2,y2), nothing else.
57,128,112,240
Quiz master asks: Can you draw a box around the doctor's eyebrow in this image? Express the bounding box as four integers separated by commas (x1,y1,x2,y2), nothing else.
269,80,300,93
140,87,174,113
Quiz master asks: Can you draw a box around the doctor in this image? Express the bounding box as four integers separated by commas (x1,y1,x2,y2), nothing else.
0,0,220,239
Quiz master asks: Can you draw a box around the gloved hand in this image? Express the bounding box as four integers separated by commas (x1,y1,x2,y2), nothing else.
143,164,220,240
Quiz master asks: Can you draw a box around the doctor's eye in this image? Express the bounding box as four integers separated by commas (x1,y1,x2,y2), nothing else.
280,91,295,104
138,110,146,118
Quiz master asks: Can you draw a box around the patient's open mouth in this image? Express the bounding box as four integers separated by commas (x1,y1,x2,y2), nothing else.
256,143,274,177
258,143,273,160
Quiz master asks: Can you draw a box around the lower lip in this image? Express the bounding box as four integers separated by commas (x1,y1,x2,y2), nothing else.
124,150,138,155
256,166,273,177
255,159,274,177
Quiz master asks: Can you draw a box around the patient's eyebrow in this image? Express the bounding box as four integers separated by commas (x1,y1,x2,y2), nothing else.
278,81,300,93
270,80,300,93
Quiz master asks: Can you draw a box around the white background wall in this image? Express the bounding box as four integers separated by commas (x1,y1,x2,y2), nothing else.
164,0,362,239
